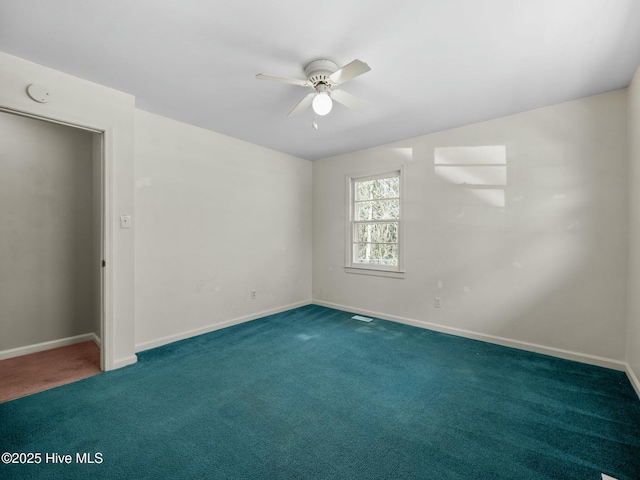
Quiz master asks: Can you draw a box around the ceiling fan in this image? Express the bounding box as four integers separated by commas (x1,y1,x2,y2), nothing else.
256,59,371,124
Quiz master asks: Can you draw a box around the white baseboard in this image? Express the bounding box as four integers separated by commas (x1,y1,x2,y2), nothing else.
90,332,101,348
0,332,101,361
112,354,138,369
626,363,640,400
135,300,313,353
314,300,627,372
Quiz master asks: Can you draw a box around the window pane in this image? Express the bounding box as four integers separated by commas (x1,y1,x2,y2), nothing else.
356,223,398,244
355,199,399,220
355,176,399,201
354,243,398,266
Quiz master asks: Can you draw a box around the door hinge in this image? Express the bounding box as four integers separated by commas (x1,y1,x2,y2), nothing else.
102,260,106,267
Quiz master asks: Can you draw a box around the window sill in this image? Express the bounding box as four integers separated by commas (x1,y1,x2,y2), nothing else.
344,266,405,279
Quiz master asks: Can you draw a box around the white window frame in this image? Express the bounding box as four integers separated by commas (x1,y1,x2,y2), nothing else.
345,166,405,279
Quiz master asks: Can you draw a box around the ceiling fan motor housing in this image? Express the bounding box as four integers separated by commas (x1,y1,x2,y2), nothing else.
304,59,338,86
255,58,370,118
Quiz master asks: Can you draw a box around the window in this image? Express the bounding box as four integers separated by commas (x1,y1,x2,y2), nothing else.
346,168,404,277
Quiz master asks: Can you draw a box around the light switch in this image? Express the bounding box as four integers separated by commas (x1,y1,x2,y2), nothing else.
120,215,132,229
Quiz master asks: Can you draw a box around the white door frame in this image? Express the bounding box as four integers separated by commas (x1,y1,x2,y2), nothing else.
0,105,113,371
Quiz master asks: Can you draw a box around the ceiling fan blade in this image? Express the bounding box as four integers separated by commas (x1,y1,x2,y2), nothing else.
330,89,370,113
329,60,371,85
256,73,309,87
288,92,315,117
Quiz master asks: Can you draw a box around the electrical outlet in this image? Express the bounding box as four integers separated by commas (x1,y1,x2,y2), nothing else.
251,290,256,300
435,297,442,308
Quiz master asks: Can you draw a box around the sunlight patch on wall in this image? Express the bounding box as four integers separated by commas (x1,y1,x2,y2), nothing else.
391,147,414,162
434,146,507,209
435,166,506,186
435,145,506,165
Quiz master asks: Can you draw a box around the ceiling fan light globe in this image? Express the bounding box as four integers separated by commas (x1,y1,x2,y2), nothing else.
312,93,333,116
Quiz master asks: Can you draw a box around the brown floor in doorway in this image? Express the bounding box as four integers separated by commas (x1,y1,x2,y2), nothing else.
0,341,101,403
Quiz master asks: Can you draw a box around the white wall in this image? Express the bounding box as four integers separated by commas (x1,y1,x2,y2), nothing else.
0,113,96,351
313,90,628,366
628,66,640,392
134,110,312,350
0,52,136,369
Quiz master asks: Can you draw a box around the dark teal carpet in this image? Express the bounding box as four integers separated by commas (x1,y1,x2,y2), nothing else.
1,305,639,479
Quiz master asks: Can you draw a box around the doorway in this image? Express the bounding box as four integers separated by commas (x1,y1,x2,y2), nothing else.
0,110,105,392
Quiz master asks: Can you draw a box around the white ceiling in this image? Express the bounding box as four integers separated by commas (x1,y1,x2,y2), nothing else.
1,0,640,160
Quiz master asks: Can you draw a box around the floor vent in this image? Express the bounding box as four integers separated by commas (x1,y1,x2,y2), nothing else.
352,315,373,323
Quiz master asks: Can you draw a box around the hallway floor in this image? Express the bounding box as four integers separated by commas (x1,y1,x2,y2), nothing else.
0,341,101,403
